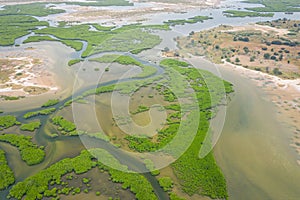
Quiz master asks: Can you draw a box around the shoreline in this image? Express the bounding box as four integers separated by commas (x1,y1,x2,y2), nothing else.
221,59,300,164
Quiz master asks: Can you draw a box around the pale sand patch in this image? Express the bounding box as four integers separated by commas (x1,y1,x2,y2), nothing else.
0,50,58,98
224,23,290,36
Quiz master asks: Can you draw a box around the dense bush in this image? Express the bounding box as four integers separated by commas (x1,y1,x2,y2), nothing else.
0,150,15,190
0,134,45,165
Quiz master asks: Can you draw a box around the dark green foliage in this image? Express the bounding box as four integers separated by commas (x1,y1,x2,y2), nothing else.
0,3,65,16
0,15,48,46
0,150,15,190
0,134,45,165
20,121,41,132
164,15,212,26
0,115,20,130
23,107,56,119
42,99,59,107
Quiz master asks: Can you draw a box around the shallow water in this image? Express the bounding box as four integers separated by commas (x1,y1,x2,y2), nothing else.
187,57,300,200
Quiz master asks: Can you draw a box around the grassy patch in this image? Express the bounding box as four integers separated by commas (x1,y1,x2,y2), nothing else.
0,150,15,190
20,121,41,132
0,134,45,165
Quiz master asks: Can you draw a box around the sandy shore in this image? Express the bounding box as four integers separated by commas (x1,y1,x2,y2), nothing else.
221,60,300,163
0,49,58,98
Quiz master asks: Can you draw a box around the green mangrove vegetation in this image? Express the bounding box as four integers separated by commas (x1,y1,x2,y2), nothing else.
68,59,83,66
23,107,56,119
164,15,212,26
35,24,166,57
243,0,300,12
0,134,45,165
0,150,15,190
51,116,77,135
223,10,274,17
7,150,96,200
0,115,20,130
23,35,57,43
7,148,157,200
0,15,48,46
42,99,59,108
0,3,65,16
20,121,41,132
90,54,157,78
158,177,173,192
90,148,157,200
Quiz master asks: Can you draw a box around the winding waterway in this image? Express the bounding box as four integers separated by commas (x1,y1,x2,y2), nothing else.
1,0,300,199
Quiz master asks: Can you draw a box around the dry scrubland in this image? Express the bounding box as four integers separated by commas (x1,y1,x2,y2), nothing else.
177,19,300,79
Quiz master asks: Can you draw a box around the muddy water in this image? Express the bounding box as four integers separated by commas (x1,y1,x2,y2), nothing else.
187,57,300,200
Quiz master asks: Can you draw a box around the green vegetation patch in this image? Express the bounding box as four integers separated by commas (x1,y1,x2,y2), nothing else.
223,10,274,17
0,15,49,46
0,115,20,130
20,121,41,132
68,59,83,66
243,0,300,12
0,3,65,17
158,177,173,192
0,150,15,190
90,54,157,78
158,59,231,198
0,134,45,165
35,24,165,57
164,15,212,26
8,148,157,200
51,116,77,135
8,150,96,200
23,107,56,119
23,35,57,43
42,99,60,107
90,148,157,200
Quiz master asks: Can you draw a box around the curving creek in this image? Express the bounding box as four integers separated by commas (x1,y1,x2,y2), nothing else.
1,0,300,199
